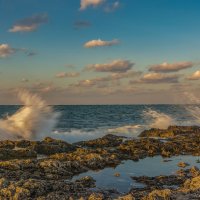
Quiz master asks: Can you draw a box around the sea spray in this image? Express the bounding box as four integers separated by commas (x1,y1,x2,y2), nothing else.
143,108,174,129
183,92,200,124
0,90,60,140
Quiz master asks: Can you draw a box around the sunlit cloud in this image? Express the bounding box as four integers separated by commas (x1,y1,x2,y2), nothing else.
9,14,48,33
86,59,134,72
70,70,139,89
80,0,105,10
84,39,119,48
56,72,80,78
132,73,179,84
187,70,200,80
149,61,194,73
0,44,16,58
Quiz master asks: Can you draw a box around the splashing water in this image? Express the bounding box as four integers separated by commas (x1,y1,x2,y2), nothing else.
183,92,200,124
143,109,174,129
0,90,60,140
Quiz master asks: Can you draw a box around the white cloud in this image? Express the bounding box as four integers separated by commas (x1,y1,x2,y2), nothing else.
149,61,194,73
0,44,15,58
56,72,80,78
84,39,119,48
87,59,134,72
134,73,179,84
80,0,105,10
187,70,200,80
9,14,48,33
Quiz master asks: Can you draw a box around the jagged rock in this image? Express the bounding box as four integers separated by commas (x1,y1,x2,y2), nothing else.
139,126,200,138
75,134,124,148
117,194,135,200
30,137,75,155
177,162,189,168
0,148,37,160
141,189,171,200
0,140,15,149
88,193,104,200
180,176,200,192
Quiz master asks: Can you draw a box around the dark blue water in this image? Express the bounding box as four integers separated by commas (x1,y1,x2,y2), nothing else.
0,105,197,142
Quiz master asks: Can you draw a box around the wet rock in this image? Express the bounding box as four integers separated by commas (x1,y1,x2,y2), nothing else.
114,172,120,177
0,140,15,149
31,137,76,155
189,166,200,177
132,175,185,188
117,194,135,200
75,134,124,148
141,189,171,200
0,176,96,200
180,175,200,192
15,140,31,148
0,148,37,160
88,193,104,200
139,126,200,138
177,162,189,168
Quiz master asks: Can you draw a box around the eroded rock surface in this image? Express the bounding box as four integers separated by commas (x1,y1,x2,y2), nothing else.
0,126,199,199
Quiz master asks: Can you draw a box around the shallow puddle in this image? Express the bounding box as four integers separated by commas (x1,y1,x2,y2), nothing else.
72,155,200,193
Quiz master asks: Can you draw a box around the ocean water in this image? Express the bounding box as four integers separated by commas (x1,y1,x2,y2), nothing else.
0,104,198,142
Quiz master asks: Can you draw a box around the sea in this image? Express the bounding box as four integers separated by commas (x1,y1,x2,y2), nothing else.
0,103,200,193
0,104,198,143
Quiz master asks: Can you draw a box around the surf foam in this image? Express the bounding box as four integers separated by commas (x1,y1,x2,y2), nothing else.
0,90,60,140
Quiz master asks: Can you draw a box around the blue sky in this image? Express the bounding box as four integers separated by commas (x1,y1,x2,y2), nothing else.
0,0,200,104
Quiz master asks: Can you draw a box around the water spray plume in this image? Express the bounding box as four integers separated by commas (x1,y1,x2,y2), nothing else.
143,109,174,129
0,90,60,140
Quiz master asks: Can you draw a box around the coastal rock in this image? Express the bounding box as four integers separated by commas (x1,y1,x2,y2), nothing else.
177,162,189,168
30,137,75,155
180,176,200,192
141,189,171,200
139,126,200,138
0,140,15,149
75,134,124,148
117,194,135,200
0,148,37,160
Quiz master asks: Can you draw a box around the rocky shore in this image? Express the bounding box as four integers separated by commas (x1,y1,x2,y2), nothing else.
0,126,200,199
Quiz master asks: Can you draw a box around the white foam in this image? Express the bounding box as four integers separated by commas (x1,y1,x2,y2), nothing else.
107,124,143,136
0,90,60,140
143,109,174,129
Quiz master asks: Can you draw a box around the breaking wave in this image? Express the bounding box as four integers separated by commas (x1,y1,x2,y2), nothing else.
143,109,175,129
0,90,60,140
107,125,143,136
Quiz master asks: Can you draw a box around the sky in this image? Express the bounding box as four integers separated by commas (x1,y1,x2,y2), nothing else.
1,0,200,104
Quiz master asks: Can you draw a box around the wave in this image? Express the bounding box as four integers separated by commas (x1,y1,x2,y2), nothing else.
107,125,143,136
143,108,175,129
0,90,60,140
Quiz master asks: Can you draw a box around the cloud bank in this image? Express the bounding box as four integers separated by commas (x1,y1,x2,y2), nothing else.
87,59,134,72
136,73,179,83
149,61,193,73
